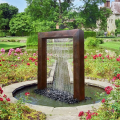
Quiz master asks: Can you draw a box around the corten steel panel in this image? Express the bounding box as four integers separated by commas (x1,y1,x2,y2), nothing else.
38,29,84,101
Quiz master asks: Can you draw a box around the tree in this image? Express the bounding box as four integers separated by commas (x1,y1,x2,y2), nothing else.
99,7,112,31
0,3,18,30
77,0,108,30
9,12,32,36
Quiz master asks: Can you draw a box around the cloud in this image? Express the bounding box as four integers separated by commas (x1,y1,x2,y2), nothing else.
0,0,8,3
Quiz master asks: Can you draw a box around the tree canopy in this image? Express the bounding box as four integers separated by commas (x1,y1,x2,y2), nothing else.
0,3,18,30
9,12,32,35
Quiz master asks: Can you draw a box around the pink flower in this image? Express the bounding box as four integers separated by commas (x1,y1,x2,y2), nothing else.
14,53,18,56
9,48,14,52
101,99,105,103
6,98,10,101
102,57,104,59
15,65,17,67
17,57,20,59
20,53,23,55
25,92,30,96
8,52,11,56
33,53,36,56
0,97,3,101
15,48,21,53
47,58,50,60
78,111,84,117
1,48,5,53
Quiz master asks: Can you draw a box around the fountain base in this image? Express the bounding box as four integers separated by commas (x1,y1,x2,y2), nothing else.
34,88,91,104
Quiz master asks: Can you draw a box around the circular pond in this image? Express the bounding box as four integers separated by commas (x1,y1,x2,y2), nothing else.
13,84,105,107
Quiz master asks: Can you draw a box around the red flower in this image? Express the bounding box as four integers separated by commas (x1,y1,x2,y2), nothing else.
112,77,116,82
0,97,3,101
35,62,38,66
47,58,50,60
27,63,30,66
0,64,2,66
0,60,1,62
78,111,84,117
84,56,87,59
102,57,104,59
106,90,111,94
0,87,3,94
2,59,5,61
11,65,14,66
15,65,17,67
98,54,102,57
6,98,10,101
101,99,105,103
116,58,120,61
25,92,30,96
3,94,7,98
115,84,119,87
86,114,91,120
106,55,109,59
105,86,113,92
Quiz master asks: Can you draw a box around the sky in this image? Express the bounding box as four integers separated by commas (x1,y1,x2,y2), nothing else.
0,0,115,13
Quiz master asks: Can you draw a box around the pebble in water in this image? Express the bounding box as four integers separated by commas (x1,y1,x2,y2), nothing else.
34,88,91,104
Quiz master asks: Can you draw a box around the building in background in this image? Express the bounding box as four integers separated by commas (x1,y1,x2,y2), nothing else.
106,0,120,33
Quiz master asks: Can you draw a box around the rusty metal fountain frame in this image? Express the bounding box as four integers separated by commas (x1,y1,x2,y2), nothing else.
38,29,85,101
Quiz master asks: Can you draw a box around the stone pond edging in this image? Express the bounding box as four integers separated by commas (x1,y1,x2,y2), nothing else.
2,60,114,119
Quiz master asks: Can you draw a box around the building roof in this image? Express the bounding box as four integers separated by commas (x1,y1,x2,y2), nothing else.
111,2,120,14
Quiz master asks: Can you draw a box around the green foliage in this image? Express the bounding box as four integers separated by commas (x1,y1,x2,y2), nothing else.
99,7,112,31
96,30,104,37
0,30,6,37
80,2,100,30
85,37,98,47
9,12,32,36
115,19,120,36
96,38,104,44
32,20,56,32
0,3,18,30
84,31,96,39
27,33,38,46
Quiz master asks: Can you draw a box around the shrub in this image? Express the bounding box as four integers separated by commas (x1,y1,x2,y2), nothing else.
96,38,104,44
27,33,38,46
96,30,104,37
84,31,96,39
85,37,98,47
10,39,16,42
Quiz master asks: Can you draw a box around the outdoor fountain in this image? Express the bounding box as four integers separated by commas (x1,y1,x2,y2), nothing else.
35,29,84,102
13,29,106,107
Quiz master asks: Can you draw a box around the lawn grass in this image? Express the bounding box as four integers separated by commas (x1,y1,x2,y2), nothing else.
0,36,28,41
0,42,26,50
99,41,120,50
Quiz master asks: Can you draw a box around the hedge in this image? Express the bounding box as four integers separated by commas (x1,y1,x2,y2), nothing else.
26,33,38,46
0,30,6,37
84,31,96,39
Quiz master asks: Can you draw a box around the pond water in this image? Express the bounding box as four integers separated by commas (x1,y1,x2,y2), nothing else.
14,84,105,107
